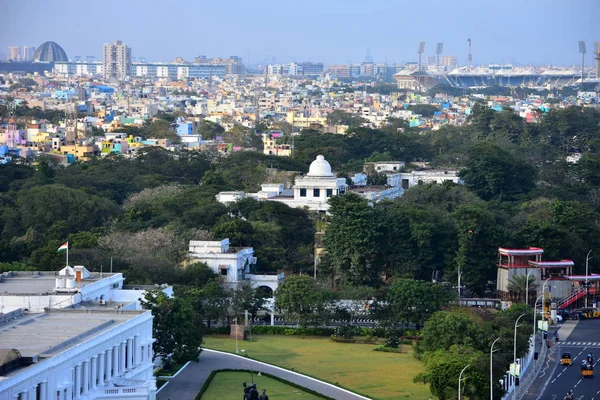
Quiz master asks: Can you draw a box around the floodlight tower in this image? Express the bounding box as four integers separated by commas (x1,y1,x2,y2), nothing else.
436,42,444,70
579,40,586,85
467,38,472,68
594,41,600,79
418,41,426,71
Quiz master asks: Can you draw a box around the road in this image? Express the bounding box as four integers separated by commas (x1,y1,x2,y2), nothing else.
157,349,371,400
527,319,600,400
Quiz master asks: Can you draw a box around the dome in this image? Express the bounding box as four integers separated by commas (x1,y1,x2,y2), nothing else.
33,41,68,62
307,155,333,177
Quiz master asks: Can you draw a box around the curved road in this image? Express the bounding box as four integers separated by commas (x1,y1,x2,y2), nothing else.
157,349,371,400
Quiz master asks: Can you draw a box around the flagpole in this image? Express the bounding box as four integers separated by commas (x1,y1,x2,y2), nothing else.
66,243,69,267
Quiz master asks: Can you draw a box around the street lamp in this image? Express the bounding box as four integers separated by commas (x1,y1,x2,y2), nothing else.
585,250,593,308
458,364,470,400
533,295,543,359
458,270,464,306
542,277,551,323
234,318,239,353
525,270,534,306
490,337,501,400
513,313,526,366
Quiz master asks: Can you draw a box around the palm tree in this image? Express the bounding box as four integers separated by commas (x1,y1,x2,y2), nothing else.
508,274,538,303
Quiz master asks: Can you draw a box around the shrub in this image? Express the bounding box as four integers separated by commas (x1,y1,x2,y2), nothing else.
334,325,360,339
373,345,404,353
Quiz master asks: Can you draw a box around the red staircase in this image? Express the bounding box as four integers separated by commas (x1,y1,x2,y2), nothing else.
557,288,586,309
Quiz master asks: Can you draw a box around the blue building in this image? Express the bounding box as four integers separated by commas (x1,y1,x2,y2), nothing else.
175,118,194,135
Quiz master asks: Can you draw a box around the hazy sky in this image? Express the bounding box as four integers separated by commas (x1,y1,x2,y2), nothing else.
2,0,598,66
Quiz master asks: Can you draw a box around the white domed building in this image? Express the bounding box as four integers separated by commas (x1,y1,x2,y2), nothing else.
216,155,348,212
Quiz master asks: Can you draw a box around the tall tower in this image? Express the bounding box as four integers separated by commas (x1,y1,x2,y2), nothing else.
579,41,586,85
594,41,600,79
435,43,444,70
467,38,472,68
8,46,21,61
417,42,426,71
103,40,132,81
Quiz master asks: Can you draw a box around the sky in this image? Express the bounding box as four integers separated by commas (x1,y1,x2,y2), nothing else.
2,0,598,67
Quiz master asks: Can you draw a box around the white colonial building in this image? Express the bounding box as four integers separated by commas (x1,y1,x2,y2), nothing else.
188,239,283,294
0,308,155,400
0,266,172,400
398,169,462,190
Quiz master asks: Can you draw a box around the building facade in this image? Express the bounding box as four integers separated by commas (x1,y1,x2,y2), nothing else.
103,41,131,81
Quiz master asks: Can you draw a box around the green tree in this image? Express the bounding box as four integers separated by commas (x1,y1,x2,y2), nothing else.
197,120,225,140
147,119,181,144
231,281,268,322
323,193,383,286
507,275,538,303
275,275,331,327
459,143,536,201
140,290,203,363
384,279,452,326
408,104,440,118
187,280,230,328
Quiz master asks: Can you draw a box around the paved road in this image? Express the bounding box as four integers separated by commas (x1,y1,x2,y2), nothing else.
157,349,371,400
525,319,600,400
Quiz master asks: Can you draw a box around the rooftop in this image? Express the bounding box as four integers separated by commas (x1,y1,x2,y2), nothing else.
0,309,146,378
0,271,119,295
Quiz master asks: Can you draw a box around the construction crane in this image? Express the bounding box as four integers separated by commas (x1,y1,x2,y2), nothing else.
74,55,81,62
579,41,586,84
436,42,444,70
594,41,600,79
467,38,472,68
86,56,95,63
418,42,426,71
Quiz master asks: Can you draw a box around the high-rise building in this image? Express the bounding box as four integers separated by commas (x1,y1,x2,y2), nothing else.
300,62,324,75
441,55,457,69
23,46,36,61
103,40,132,80
8,46,21,61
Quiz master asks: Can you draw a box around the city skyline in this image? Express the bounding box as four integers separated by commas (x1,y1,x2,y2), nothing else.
1,0,599,67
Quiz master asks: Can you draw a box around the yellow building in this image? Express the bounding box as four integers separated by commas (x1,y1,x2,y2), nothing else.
285,111,327,129
59,144,99,161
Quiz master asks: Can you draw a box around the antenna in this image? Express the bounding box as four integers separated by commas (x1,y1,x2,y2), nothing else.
467,38,472,68
417,41,426,71
579,40,586,85
594,41,600,79
435,42,444,70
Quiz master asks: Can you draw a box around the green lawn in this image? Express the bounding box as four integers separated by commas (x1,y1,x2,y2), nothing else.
203,335,430,400
201,371,324,400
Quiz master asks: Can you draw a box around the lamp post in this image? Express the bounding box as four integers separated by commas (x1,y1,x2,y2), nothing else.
490,337,501,400
533,295,543,358
458,364,470,400
234,318,239,353
542,277,551,323
458,270,464,306
585,250,593,308
513,313,526,366
525,269,534,306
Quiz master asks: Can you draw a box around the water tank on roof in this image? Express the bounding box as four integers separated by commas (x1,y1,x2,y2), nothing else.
55,278,65,288
65,278,75,289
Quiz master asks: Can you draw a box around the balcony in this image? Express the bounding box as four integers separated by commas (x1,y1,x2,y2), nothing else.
94,386,150,399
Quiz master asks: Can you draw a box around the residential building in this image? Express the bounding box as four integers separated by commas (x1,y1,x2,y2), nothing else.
397,168,462,189
103,41,131,80
187,239,282,294
300,62,324,75
328,65,350,78
441,55,457,69
262,131,292,156
8,46,21,61
23,46,36,61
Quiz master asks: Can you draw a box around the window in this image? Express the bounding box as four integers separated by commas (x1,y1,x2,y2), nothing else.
221,269,228,276
326,189,333,197
300,188,307,197
313,189,320,197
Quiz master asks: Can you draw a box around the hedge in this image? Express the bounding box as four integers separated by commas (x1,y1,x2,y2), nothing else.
205,325,413,337
194,368,333,399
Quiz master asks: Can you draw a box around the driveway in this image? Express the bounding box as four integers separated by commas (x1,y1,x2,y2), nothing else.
157,349,371,400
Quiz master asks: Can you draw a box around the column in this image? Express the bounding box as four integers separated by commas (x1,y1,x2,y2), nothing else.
113,345,120,376
105,349,112,383
28,387,36,400
74,364,82,399
18,391,27,400
66,369,73,400
133,335,140,366
82,360,90,394
90,356,98,390
119,341,126,374
126,338,133,369
98,353,105,387
39,381,47,400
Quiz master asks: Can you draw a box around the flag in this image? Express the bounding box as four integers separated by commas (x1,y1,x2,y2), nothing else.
57,242,68,253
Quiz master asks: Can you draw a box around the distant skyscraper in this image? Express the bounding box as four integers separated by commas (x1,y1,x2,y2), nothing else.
8,46,21,61
103,40,132,80
23,46,36,61
441,55,458,69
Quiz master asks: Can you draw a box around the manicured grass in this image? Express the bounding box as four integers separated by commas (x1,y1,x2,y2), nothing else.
201,371,323,400
203,335,429,400
156,361,186,376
